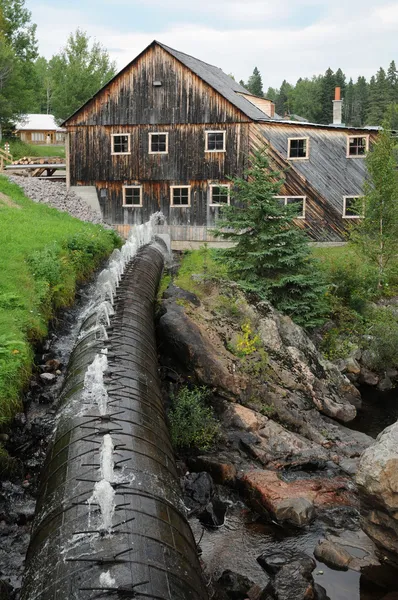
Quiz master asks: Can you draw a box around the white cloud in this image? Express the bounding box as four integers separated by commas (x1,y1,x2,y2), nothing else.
28,1,398,88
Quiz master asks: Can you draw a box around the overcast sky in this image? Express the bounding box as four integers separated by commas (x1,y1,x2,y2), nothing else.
25,0,397,89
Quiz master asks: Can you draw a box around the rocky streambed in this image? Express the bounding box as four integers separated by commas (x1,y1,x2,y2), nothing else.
157,281,398,600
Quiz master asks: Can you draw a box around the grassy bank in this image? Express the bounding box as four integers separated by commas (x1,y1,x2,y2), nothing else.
4,139,65,159
0,176,121,425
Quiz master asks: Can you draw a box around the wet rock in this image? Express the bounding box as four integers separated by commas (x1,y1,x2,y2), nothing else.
0,579,13,599
262,554,316,600
378,376,393,392
313,583,330,600
359,367,379,386
182,472,214,511
336,357,361,375
163,284,201,306
39,372,56,384
186,456,237,485
324,529,381,571
240,470,356,526
257,550,312,575
198,497,227,528
314,539,352,570
356,420,398,563
216,570,255,600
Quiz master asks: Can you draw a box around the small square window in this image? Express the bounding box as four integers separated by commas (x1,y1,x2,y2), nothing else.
343,196,364,218
149,132,168,154
210,185,230,206
123,186,142,207
347,136,368,157
205,131,226,152
112,134,130,155
288,138,309,159
171,186,191,206
274,196,306,218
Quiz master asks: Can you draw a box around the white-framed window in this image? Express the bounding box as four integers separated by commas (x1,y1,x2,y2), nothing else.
205,130,226,152
149,132,168,154
347,135,369,158
209,184,230,206
123,185,143,207
111,133,130,155
170,185,191,207
32,132,45,142
343,196,364,218
56,132,65,142
288,137,309,159
275,196,306,219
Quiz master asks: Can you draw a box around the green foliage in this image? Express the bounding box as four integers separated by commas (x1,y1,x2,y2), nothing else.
365,307,398,370
174,246,228,297
168,386,220,451
350,122,398,288
245,66,264,97
5,137,65,159
0,175,120,425
235,322,260,356
157,273,171,301
49,29,116,121
213,150,328,328
321,327,358,361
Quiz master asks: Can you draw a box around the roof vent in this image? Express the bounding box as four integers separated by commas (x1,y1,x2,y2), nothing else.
153,81,162,87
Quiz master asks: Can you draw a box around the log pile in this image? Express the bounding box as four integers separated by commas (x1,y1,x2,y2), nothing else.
12,156,64,166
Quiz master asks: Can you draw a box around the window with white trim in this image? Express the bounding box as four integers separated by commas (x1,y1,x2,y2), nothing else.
275,196,306,219
347,136,368,157
205,130,226,152
343,196,364,218
111,133,130,155
123,185,142,207
288,137,309,159
56,132,65,142
32,132,45,142
149,132,168,154
170,185,191,207
209,184,230,206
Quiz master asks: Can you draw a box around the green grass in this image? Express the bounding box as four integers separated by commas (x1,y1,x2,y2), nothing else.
0,176,121,425
174,246,229,297
4,138,65,160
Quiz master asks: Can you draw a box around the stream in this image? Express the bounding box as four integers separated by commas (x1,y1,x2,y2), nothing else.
1,286,398,598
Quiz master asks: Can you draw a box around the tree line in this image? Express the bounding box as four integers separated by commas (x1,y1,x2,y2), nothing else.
0,0,116,137
241,62,398,127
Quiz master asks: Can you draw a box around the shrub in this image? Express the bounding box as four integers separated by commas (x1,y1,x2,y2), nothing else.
168,386,220,451
365,308,398,370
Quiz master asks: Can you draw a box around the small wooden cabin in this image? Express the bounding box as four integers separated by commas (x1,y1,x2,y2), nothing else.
15,114,66,145
63,41,378,243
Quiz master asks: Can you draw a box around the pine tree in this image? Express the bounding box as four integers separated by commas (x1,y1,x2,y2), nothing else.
246,67,263,97
367,69,390,125
335,68,346,96
239,79,246,88
387,60,398,102
265,86,278,102
319,67,336,124
344,78,354,125
275,80,293,116
352,76,368,127
212,150,328,328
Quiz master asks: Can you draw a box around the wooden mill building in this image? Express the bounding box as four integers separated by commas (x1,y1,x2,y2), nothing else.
63,41,378,243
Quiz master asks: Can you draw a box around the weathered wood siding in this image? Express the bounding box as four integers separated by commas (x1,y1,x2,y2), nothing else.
86,179,233,227
66,44,249,127
250,122,377,241
68,123,249,185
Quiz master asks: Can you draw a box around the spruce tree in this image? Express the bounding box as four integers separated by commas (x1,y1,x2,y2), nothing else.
319,67,336,123
344,78,354,125
212,151,328,328
387,60,398,102
246,67,264,97
353,76,369,126
275,80,293,116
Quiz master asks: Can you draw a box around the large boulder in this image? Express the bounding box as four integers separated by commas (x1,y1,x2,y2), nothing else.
240,470,357,527
258,305,359,423
356,421,398,563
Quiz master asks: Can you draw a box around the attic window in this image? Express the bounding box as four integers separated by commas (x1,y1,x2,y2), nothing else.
288,138,309,159
111,133,130,155
209,184,230,206
347,136,369,157
343,196,364,218
205,130,226,152
149,132,168,154
275,196,306,219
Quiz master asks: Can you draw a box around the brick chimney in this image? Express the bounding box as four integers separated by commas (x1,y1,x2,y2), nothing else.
332,86,343,125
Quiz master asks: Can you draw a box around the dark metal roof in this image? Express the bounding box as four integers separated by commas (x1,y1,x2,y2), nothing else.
156,42,272,121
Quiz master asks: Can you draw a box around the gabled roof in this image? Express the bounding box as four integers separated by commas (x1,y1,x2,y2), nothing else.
63,40,273,125
156,42,272,121
15,114,65,132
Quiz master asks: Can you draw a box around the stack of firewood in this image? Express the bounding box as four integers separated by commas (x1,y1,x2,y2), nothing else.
12,156,64,165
